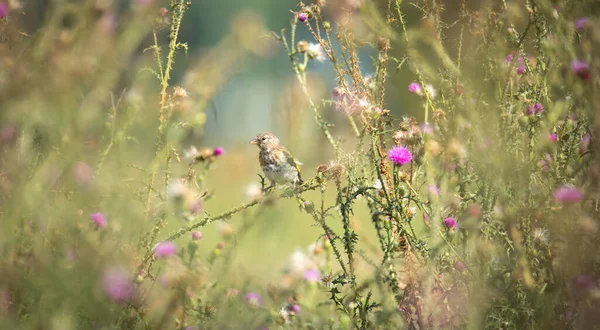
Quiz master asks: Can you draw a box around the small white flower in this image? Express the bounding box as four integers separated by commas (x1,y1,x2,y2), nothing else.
533,228,549,243
373,179,382,190
244,182,263,200
425,84,437,99
166,180,186,200
184,146,199,160
278,307,291,324
307,43,326,62
288,248,315,274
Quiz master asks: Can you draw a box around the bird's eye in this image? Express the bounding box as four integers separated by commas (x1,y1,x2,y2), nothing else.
261,137,266,141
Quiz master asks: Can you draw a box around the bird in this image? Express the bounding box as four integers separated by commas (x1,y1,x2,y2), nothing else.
250,132,303,191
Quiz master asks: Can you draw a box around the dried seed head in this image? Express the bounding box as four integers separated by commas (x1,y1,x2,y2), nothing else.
297,40,309,53
399,171,409,182
377,37,390,51
194,148,214,161
173,86,188,99
393,130,409,146
433,108,446,120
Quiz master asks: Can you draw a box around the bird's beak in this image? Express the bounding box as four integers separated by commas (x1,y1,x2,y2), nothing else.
249,139,258,145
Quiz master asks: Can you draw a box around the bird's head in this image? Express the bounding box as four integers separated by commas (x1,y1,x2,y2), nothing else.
250,132,280,150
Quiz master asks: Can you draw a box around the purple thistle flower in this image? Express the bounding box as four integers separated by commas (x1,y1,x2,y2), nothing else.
288,304,301,314
154,241,177,258
408,82,422,94
303,268,320,282
516,66,526,74
504,54,513,64
428,184,440,196
575,17,589,29
443,217,458,230
571,60,591,80
192,231,202,240
527,103,543,116
553,186,583,204
387,146,412,165
0,2,8,18
574,274,595,289
90,212,107,228
297,12,308,23
244,292,264,306
73,162,93,186
102,268,133,302
548,133,558,143
213,146,224,156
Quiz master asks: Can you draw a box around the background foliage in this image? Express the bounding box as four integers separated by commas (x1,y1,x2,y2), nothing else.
0,0,599,329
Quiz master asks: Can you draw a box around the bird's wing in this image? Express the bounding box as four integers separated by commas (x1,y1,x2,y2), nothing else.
284,149,303,180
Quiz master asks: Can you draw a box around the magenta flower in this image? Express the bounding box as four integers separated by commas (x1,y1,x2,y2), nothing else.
244,292,264,306
505,54,513,64
553,186,583,204
90,212,107,228
388,146,412,165
0,2,8,18
154,241,177,258
527,103,543,116
548,133,558,143
73,162,93,186
102,268,133,302
428,184,440,196
288,304,300,314
575,18,589,29
192,231,202,240
297,12,308,22
213,147,224,157
408,82,422,94
303,268,320,282
443,217,458,230
516,66,525,74
571,60,591,80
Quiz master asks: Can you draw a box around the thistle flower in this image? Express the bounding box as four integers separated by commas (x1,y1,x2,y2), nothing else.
90,212,107,228
102,268,133,302
303,268,320,282
425,84,437,99
527,103,543,116
154,241,177,258
72,162,93,186
387,146,412,165
244,292,264,306
533,227,549,243
553,186,583,204
408,82,422,94
504,54,513,64
166,180,187,200
288,304,301,314
297,12,308,22
548,133,558,143
192,231,202,240
443,217,458,230
307,43,326,62
516,66,526,74
213,146,224,156
0,2,8,18
571,60,591,80
575,17,589,29
428,184,440,196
